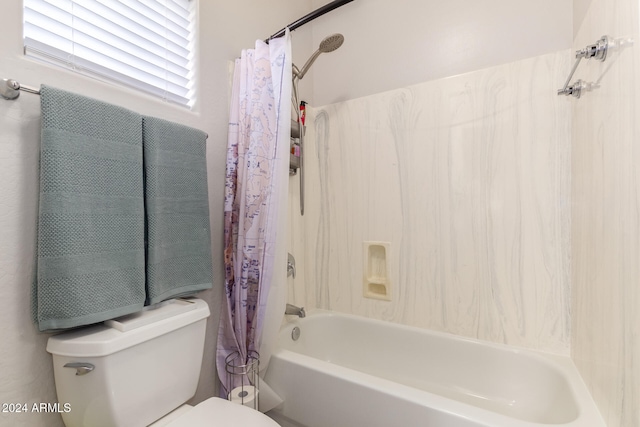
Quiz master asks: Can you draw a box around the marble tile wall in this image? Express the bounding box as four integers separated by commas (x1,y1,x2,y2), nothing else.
571,0,640,424
287,50,572,355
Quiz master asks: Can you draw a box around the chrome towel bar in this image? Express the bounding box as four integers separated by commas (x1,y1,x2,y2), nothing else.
1,78,40,100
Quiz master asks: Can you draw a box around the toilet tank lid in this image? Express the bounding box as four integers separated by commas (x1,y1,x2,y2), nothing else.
47,298,210,357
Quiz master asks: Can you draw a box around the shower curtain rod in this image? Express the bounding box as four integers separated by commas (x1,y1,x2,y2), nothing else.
265,0,355,42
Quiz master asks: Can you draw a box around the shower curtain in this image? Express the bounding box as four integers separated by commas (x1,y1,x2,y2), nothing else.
216,30,291,404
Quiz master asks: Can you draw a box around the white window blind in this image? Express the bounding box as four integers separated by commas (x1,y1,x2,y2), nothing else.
24,0,196,107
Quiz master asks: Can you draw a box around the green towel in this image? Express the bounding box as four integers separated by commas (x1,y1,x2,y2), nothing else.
34,86,146,331
142,117,212,304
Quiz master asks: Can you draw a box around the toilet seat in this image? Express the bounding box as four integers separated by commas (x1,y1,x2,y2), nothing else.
164,397,280,426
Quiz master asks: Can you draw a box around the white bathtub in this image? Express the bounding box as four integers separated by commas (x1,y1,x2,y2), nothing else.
264,311,604,427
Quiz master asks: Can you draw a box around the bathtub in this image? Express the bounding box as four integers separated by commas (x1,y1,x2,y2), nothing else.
263,311,604,427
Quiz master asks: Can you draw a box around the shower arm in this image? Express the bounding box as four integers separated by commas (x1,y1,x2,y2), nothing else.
293,51,323,81
292,65,302,83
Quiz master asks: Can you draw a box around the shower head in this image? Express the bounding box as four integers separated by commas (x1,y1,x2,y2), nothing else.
319,33,344,52
293,33,344,81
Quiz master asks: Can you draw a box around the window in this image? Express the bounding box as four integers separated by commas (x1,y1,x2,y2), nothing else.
24,0,196,107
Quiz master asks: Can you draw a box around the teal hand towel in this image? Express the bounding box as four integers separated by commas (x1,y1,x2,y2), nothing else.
142,117,212,304
34,86,146,331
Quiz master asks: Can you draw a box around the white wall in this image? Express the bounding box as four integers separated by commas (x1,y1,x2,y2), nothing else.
573,0,596,36
571,0,640,424
0,2,311,426
306,0,573,105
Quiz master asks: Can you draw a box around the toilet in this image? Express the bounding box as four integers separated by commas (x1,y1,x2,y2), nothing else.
46,298,279,427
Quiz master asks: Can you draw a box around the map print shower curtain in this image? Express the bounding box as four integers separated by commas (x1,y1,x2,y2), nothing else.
216,30,291,400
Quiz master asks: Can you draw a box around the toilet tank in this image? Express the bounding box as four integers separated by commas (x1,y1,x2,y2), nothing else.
47,298,210,427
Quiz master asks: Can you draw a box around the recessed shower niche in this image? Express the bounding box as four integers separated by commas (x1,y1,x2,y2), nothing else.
363,241,391,301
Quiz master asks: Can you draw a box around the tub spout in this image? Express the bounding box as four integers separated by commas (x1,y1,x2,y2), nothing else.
285,303,306,318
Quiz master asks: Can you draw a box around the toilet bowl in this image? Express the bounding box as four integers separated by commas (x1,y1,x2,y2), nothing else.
47,298,279,427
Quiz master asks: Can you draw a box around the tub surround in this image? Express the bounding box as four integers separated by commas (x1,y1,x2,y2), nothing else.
288,50,572,356
571,0,640,424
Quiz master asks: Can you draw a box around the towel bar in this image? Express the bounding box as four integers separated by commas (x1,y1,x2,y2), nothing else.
1,78,208,139
1,78,40,100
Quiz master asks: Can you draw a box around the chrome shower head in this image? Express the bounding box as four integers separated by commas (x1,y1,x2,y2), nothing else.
294,33,344,80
